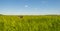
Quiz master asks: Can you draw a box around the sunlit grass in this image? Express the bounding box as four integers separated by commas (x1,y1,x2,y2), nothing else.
0,15,60,31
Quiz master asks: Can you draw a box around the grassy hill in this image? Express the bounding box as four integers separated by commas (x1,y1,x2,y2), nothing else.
0,15,60,31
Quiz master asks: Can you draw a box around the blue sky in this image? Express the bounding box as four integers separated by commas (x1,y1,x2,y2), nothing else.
0,0,60,15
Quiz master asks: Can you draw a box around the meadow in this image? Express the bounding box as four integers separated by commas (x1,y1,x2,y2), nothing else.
0,15,60,31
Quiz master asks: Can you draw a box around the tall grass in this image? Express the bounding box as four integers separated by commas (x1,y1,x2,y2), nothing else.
0,15,60,31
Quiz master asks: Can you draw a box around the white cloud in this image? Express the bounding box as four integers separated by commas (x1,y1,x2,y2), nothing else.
25,5,28,8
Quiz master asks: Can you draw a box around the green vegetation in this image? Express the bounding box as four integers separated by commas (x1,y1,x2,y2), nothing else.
0,15,60,31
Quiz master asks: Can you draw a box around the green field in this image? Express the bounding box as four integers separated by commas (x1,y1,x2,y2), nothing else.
0,15,60,31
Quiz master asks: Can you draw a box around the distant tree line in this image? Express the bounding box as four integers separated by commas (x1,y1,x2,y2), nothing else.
0,14,3,15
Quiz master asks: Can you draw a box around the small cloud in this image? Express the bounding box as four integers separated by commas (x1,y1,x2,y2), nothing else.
25,5,28,8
